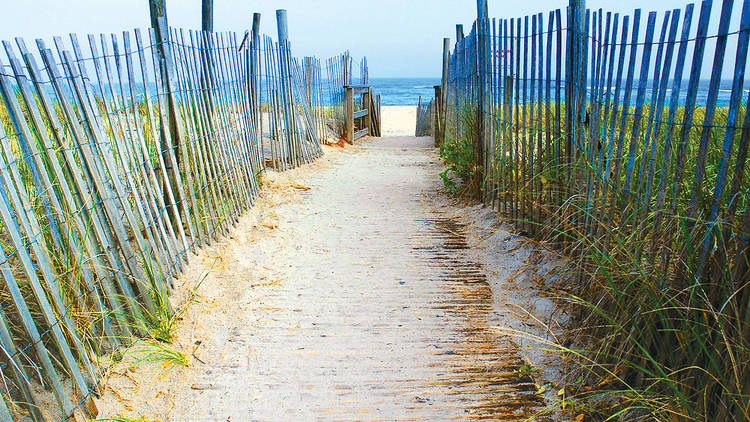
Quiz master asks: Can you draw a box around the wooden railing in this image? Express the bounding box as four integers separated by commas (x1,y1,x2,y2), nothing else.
344,84,382,142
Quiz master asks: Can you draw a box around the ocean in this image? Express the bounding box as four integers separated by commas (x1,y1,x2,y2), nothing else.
49,76,743,108
369,77,441,106
365,77,745,107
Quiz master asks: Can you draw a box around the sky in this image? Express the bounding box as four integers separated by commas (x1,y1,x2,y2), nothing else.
0,0,741,78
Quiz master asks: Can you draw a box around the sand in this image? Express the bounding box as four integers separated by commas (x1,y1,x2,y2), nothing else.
93,106,565,421
381,105,417,136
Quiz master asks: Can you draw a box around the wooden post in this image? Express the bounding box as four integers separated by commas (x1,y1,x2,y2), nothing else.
440,37,450,144
149,0,166,33
305,57,314,105
361,57,369,84
155,18,196,247
200,0,215,105
252,13,261,60
364,86,372,135
345,86,354,143
567,0,585,164
149,0,173,98
202,0,213,32
251,13,261,164
456,23,464,134
343,52,350,86
148,1,193,240
276,9,297,164
276,9,289,42
149,0,169,98
200,0,215,96
376,94,381,136
564,0,585,251
433,85,442,141
476,0,489,198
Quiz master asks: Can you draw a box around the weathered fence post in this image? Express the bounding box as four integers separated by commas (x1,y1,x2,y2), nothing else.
364,86,372,136
202,0,213,32
345,86,354,143
148,0,171,136
276,9,289,50
149,0,166,34
567,0,585,162
305,56,314,105
343,52,350,86
251,12,262,164
155,17,196,248
148,1,194,244
276,9,297,165
476,0,489,199
564,0,585,250
456,23,464,146
434,85,442,142
439,37,450,145
376,94,382,136
200,0,215,102
200,0,215,99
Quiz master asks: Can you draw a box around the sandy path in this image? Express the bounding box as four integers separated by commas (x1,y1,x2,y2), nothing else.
96,107,550,421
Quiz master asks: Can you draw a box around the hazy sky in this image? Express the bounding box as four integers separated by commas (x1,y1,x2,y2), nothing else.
0,0,739,78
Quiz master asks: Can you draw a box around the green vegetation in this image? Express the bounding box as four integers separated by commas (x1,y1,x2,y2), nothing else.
516,360,540,379
439,103,483,198
137,267,205,343
0,86,214,416
442,95,750,420
132,339,190,369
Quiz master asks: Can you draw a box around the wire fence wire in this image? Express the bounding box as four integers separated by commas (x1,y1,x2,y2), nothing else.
421,0,750,417
0,20,362,420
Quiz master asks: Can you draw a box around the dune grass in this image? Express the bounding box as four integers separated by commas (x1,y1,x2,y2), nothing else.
438,96,750,420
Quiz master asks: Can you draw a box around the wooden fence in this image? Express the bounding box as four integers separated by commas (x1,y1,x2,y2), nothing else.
326,52,371,140
415,95,436,136
0,12,363,420
344,84,382,142
421,0,750,417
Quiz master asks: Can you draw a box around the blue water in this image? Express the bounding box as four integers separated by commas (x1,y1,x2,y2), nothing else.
71,76,744,108
363,77,746,107
369,77,441,106
510,79,743,107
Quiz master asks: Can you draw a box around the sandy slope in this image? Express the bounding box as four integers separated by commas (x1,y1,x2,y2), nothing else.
94,106,564,421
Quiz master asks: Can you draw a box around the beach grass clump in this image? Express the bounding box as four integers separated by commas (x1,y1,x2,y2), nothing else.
549,198,749,421
537,105,748,421
132,339,189,369
439,102,483,198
